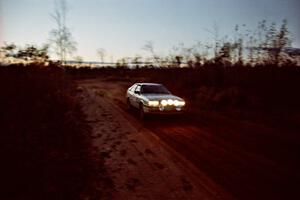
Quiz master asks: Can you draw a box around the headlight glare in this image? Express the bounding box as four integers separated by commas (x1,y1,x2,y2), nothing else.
160,99,185,106
173,100,179,106
179,101,185,106
148,100,159,107
167,99,173,105
161,100,168,106
174,100,185,106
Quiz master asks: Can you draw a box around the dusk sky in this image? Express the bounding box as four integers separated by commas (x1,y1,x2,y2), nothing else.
1,0,299,61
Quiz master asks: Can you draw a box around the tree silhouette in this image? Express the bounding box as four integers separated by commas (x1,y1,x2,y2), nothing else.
16,44,49,62
74,55,83,65
1,43,17,59
275,19,291,65
49,0,76,65
142,41,160,66
97,48,106,63
0,43,49,63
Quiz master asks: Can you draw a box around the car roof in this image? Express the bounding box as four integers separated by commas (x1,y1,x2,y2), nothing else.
135,83,163,86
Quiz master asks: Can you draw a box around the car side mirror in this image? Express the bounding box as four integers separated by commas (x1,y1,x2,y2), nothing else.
134,91,140,95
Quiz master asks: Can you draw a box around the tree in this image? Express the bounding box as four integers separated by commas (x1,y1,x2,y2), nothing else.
219,42,232,59
261,20,291,65
132,54,142,68
97,48,106,63
255,20,267,64
49,0,76,65
142,41,160,66
274,19,291,65
1,43,49,63
0,43,17,59
74,55,83,65
116,57,128,69
16,44,49,62
175,56,183,67
237,38,243,64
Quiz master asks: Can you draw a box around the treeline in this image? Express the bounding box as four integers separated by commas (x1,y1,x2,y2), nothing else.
122,19,298,67
67,63,300,106
1,19,299,67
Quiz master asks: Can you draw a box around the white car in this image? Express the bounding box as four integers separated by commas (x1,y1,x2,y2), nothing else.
126,83,186,119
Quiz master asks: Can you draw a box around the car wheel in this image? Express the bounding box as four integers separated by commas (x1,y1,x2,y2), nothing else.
126,98,132,110
139,104,146,119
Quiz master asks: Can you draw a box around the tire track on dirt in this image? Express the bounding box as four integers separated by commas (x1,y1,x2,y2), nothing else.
78,82,231,200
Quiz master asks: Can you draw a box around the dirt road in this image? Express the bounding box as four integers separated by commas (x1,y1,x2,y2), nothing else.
77,78,299,200
77,79,232,200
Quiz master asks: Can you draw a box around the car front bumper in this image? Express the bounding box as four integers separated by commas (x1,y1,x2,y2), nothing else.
143,105,185,114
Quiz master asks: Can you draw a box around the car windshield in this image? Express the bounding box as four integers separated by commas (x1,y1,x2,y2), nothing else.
141,85,170,94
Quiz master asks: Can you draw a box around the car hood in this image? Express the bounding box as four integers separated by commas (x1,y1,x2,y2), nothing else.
141,94,183,101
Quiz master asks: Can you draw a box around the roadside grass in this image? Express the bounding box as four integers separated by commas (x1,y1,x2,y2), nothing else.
1,63,112,200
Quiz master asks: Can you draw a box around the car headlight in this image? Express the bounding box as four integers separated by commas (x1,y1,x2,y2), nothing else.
160,99,185,106
167,99,173,105
174,100,185,106
148,100,159,107
161,100,168,106
173,100,179,106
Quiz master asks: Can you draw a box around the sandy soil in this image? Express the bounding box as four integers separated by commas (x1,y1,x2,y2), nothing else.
77,79,232,200
77,78,300,200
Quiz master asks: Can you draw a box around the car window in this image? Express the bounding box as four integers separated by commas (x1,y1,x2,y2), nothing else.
135,85,141,92
141,85,170,94
129,84,137,92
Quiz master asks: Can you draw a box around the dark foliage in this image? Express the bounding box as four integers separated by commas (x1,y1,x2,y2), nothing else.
67,63,300,109
66,63,300,130
0,63,110,200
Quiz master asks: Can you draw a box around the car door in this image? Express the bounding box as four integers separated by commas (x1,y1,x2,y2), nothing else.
127,84,136,104
132,85,141,108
